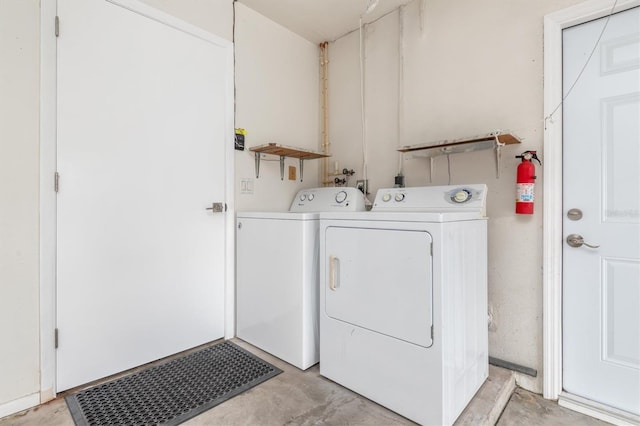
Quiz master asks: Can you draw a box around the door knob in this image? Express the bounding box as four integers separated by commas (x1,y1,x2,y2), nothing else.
566,234,600,249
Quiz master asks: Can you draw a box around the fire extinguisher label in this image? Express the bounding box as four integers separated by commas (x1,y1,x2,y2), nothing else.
516,183,535,202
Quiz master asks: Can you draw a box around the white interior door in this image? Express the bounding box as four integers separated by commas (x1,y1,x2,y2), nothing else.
563,7,640,415
56,0,232,391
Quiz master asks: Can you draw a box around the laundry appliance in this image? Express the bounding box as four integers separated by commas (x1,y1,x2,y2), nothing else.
236,187,366,370
319,184,488,425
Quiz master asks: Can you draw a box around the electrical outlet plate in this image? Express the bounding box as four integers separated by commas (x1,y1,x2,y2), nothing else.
356,179,368,195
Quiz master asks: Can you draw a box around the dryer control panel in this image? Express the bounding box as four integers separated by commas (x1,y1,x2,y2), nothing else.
290,187,367,212
373,184,487,216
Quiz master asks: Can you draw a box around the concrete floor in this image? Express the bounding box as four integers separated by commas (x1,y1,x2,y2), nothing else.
0,339,611,426
497,388,610,426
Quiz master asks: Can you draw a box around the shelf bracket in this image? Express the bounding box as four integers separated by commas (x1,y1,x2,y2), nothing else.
254,152,261,178
279,156,285,180
299,158,304,182
494,134,505,179
429,157,435,182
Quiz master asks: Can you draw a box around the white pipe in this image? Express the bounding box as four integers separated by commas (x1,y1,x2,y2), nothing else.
397,6,405,175
359,17,368,183
319,42,330,186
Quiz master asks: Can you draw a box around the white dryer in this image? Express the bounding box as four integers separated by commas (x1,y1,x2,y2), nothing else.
236,187,365,370
319,184,488,425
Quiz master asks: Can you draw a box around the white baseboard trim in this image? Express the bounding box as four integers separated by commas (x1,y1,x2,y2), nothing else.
558,392,640,426
0,393,40,419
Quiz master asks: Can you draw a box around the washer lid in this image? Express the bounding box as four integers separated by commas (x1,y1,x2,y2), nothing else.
236,211,319,220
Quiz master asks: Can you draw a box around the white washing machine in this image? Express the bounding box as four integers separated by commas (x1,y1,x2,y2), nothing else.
236,187,365,370
319,184,488,425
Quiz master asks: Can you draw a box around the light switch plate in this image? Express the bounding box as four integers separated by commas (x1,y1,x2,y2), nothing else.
240,178,253,194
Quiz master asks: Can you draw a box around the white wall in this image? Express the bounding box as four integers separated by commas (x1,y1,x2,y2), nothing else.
328,0,583,392
139,0,233,41
0,0,41,409
234,3,320,211
0,0,233,416
0,0,599,411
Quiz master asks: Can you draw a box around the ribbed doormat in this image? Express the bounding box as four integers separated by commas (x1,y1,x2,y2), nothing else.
65,341,282,426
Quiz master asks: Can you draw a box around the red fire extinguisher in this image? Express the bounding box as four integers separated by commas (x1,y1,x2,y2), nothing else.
515,151,541,214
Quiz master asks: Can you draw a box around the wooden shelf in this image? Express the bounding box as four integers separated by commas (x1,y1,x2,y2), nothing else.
250,143,330,159
398,132,522,179
398,132,520,154
249,143,330,181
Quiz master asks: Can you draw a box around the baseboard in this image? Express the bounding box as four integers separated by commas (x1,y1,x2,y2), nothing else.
0,393,40,419
558,392,639,426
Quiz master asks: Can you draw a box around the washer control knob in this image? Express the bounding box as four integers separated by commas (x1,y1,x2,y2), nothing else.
299,194,307,201
308,193,314,201
382,193,392,202
395,193,405,202
335,191,348,204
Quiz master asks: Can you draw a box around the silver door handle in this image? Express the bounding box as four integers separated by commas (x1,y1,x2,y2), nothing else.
206,202,226,212
566,234,600,249
329,256,339,291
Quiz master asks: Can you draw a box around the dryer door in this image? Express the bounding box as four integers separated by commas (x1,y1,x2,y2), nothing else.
324,226,433,348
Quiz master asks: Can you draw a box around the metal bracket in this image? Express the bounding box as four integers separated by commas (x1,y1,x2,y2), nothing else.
254,152,260,178
429,157,434,182
279,156,285,180
299,158,304,182
494,135,505,179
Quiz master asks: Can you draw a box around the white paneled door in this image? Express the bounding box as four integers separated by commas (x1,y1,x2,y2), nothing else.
563,7,640,416
56,0,231,391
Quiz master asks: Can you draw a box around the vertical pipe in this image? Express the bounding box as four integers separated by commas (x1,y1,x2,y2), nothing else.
359,19,368,183
397,6,405,175
319,42,331,186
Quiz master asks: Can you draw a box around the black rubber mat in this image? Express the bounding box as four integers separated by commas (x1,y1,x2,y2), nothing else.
65,341,282,426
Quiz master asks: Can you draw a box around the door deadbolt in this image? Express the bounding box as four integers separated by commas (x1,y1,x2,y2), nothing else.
566,234,600,249
567,208,583,221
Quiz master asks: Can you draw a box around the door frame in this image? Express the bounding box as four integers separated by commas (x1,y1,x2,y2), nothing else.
39,0,235,402
543,0,639,420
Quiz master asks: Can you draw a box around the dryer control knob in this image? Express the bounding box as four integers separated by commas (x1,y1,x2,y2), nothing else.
335,191,348,204
308,193,314,201
395,193,405,202
300,194,307,201
453,189,471,203
382,193,392,202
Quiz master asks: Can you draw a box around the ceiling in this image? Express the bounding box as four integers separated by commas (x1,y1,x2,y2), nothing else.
237,0,414,44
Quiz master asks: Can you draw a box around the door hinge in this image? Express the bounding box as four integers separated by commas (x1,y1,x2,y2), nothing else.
55,16,60,37
54,172,59,192
55,328,59,349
